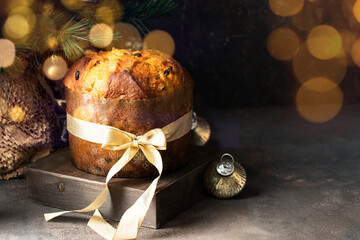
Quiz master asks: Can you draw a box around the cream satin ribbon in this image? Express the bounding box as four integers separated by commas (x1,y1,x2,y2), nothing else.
44,110,192,240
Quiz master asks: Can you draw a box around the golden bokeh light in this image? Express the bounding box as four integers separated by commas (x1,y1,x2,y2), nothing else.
293,44,347,85
61,0,86,11
0,39,16,68
353,0,360,23
89,23,114,48
292,2,322,31
10,7,36,32
302,77,338,92
95,6,115,25
47,36,58,50
269,0,304,17
111,22,142,51
43,56,68,81
306,25,342,60
31,15,57,52
3,14,30,40
9,106,26,123
296,80,343,123
0,98,8,117
6,0,34,12
342,0,358,25
41,2,54,16
95,0,123,25
350,38,360,67
340,30,356,65
143,30,175,56
267,28,300,61
74,106,93,122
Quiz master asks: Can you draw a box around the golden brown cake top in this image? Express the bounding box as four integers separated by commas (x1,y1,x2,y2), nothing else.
64,49,192,99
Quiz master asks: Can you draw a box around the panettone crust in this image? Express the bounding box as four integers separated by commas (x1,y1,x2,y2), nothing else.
64,49,193,177
64,49,192,99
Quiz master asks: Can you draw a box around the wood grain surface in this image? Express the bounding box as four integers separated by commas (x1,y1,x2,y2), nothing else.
25,147,215,228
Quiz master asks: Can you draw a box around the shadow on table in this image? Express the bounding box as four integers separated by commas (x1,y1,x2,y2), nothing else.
48,214,90,224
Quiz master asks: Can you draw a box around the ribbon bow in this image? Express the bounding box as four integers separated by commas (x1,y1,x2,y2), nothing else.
45,111,192,240
102,127,167,151
90,127,167,239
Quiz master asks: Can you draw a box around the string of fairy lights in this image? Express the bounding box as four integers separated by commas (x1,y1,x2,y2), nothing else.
267,0,360,123
0,0,176,81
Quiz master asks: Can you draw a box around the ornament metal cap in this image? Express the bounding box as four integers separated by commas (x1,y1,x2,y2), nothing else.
203,153,247,199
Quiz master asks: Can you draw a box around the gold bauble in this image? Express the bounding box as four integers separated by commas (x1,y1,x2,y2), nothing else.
191,113,211,146
203,154,247,199
43,56,68,81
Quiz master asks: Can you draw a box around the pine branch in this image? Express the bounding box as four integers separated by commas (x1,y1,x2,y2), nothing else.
123,0,178,32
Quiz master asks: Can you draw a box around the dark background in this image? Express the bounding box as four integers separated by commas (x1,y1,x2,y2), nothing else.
162,0,291,109
144,0,360,109
1,0,360,109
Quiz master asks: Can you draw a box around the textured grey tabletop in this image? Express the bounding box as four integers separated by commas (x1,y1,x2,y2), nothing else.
1,105,360,240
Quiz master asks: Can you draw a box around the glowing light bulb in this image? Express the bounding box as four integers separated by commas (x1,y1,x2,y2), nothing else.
143,30,175,56
267,28,300,61
43,56,68,81
0,39,16,68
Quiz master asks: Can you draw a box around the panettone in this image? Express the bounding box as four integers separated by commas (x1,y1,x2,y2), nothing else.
64,49,193,177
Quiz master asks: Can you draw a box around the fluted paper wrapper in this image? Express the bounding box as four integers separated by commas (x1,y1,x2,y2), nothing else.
66,86,193,177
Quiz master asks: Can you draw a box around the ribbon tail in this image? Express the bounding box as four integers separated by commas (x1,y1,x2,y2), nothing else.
114,176,160,240
88,209,116,240
44,147,139,224
44,210,71,222
106,147,139,183
87,147,140,239
112,146,163,239
44,185,110,222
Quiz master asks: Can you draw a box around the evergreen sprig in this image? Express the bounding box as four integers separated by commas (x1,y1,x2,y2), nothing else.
56,18,90,59
123,0,178,34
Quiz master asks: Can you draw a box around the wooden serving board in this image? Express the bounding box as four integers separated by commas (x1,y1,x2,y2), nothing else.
25,147,214,229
